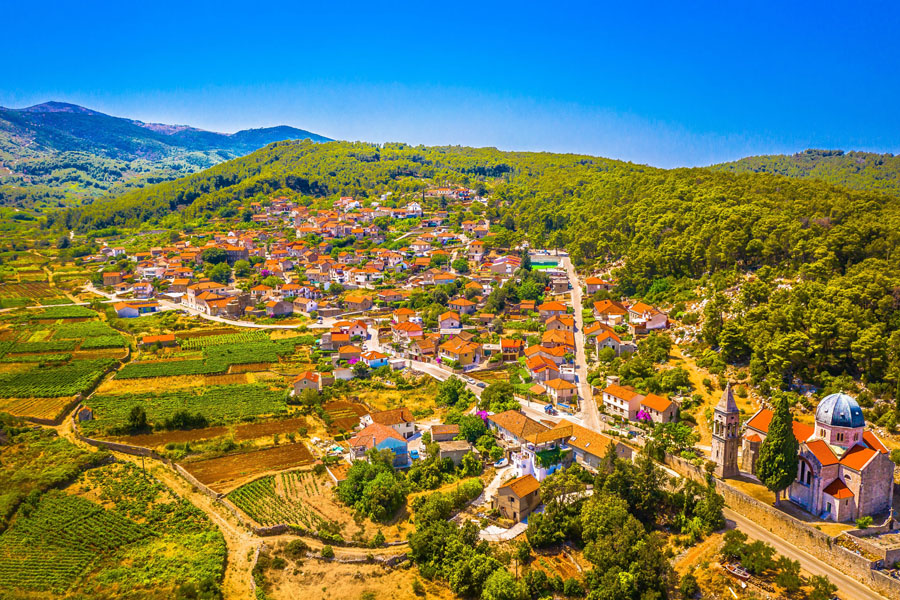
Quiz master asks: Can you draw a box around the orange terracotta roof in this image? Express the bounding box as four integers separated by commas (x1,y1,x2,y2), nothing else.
863,430,888,454
745,408,814,442
500,474,540,498
293,371,319,383
839,444,878,471
545,378,576,390
550,420,615,457
805,439,838,467
602,384,641,401
822,478,854,499
593,299,627,315
488,410,548,439
141,334,175,344
744,433,762,443
538,301,567,312
640,393,673,413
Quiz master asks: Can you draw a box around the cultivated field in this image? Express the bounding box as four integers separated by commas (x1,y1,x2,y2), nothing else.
322,400,368,434
180,442,315,492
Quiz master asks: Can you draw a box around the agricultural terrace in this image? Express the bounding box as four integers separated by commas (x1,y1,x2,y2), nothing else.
80,384,288,436
227,468,409,543
115,335,307,379
0,306,127,420
0,282,69,308
179,442,314,492
0,462,225,597
0,428,108,527
109,416,310,449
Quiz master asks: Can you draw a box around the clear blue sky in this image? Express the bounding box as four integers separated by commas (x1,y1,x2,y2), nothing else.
3,1,899,167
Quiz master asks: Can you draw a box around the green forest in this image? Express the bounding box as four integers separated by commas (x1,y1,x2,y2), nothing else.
711,149,900,196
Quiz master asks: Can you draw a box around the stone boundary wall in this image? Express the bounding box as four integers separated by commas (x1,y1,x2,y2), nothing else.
844,520,900,566
663,454,900,599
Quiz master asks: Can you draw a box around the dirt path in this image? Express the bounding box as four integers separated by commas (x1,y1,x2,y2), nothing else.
54,415,258,600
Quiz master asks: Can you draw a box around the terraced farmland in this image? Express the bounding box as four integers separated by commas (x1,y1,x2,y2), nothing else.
80,383,288,435
181,442,314,492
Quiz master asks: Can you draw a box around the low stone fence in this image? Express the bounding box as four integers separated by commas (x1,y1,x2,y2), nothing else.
844,520,900,566
662,454,900,599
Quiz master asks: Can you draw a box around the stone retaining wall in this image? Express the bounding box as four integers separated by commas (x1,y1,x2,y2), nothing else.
663,454,900,599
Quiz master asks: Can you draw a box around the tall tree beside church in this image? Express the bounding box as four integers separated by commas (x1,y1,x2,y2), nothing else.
755,397,799,505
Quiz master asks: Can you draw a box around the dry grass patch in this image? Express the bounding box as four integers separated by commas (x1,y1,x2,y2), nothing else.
267,558,455,600
0,396,75,421
96,374,209,394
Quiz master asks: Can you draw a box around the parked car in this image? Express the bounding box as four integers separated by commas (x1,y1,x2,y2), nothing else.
544,404,558,415
410,449,420,460
494,458,509,468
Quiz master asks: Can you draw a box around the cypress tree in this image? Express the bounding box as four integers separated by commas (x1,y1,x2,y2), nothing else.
756,397,799,505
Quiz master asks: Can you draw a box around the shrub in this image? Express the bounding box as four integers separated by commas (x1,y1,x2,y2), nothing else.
320,545,334,559
412,578,425,596
856,516,873,529
285,539,309,558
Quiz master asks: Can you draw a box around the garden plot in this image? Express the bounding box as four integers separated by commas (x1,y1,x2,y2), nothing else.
180,442,315,492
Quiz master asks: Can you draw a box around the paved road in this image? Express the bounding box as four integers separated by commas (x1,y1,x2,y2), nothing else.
723,508,887,600
559,255,600,431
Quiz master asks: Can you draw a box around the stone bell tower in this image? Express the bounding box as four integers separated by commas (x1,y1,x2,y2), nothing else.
712,383,740,478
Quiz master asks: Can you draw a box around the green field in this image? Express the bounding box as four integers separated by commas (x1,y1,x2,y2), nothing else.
0,358,114,398
228,471,328,529
0,460,226,597
116,338,300,379
81,383,288,435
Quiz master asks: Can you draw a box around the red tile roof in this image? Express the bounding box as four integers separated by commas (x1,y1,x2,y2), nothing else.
805,439,838,467
500,474,540,498
745,408,814,442
822,478,854,499
641,393,673,413
839,444,878,471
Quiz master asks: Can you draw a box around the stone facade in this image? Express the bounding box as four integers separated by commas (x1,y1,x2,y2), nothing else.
712,384,740,478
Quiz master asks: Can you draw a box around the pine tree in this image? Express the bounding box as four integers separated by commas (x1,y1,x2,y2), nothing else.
755,397,799,505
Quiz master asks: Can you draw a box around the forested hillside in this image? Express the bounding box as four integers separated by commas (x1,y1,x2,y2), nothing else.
711,149,900,196
48,140,900,396
0,102,330,210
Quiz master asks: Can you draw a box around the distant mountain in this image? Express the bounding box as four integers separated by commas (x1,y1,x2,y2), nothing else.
709,149,900,196
0,102,331,210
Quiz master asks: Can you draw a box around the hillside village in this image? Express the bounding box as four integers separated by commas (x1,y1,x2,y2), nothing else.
1,182,898,600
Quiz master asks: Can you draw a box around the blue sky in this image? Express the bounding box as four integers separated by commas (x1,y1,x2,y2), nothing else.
3,1,899,167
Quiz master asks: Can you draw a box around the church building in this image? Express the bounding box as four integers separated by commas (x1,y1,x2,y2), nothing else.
740,393,893,522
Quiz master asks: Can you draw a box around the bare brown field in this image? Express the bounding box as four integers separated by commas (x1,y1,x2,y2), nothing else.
323,400,368,433
233,417,309,441
181,442,315,492
112,426,232,447
72,348,128,360
203,373,249,385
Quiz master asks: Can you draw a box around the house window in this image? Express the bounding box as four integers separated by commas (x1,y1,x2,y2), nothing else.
844,474,851,484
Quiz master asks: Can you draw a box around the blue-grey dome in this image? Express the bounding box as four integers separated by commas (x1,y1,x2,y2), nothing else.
815,393,865,428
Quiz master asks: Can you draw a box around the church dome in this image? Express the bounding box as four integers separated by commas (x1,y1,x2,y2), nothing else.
815,393,864,429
